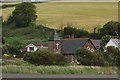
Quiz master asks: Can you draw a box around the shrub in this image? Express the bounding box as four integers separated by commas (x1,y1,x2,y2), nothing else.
52,54,68,65
75,48,104,66
104,46,120,66
23,50,68,65
2,44,21,55
3,53,14,59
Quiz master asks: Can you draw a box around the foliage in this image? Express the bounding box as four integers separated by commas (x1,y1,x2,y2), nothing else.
23,50,68,65
3,54,14,59
100,21,120,37
63,26,89,38
2,44,21,55
89,33,101,39
75,48,103,66
7,2,37,27
2,4,18,9
52,54,68,65
3,24,53,46
104,46,120,66
100,35,113,50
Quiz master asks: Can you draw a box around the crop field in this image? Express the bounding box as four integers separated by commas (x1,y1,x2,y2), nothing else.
2,2,118,31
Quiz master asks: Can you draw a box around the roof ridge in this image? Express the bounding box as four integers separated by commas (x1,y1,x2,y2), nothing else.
63,38,89,40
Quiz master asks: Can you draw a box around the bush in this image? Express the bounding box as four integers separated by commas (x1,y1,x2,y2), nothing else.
52,54,68,65
3,54,14,59
104,46,120,66
75,48,104,66
23,50,68,65
2,44,21,55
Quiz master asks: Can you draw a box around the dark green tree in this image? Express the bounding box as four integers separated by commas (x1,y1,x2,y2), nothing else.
9,2,37,27
104,46,120,66
75,48,103,66
63,26,89,38
100,35,113,50
100,21,120,37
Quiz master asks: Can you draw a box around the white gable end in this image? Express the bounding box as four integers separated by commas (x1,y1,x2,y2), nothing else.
105,39,120,49
26,44,38,52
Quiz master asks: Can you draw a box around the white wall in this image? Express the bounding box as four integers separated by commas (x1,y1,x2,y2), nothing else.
105,40,118,48
26,44,38,52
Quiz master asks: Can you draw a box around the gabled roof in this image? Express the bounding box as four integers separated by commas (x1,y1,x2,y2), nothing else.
110,39,120,47
90,39,101,49
105,38,120,49
26,43,48,47
61,38,88,55
48,30,60,41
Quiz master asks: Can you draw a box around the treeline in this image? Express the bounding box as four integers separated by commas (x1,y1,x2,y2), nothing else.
76,47,120,67
59,21,120,39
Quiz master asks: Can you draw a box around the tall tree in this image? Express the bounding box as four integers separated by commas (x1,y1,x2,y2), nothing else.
100,21,120,37
10,2,37,27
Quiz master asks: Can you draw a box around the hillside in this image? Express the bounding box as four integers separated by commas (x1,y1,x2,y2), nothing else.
2,2,118,46
3,25,54,46
2,2,118,32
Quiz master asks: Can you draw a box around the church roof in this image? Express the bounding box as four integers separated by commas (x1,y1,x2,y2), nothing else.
61,38,89,55
48,30,61,41
90,39,101,49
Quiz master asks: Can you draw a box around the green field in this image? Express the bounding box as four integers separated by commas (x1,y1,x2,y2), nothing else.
2,59,118,74
2,2,118,31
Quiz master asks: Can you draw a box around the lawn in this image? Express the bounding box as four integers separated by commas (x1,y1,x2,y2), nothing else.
2,2,118,32
2,59,119,74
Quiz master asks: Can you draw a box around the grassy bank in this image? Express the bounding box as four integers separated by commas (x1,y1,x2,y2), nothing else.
2,2,118,31
3,25,53,46
2,59,118,74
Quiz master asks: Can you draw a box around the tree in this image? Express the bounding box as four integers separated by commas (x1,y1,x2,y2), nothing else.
104,46,120,66
9,2,37,27
63,26,89,38
100,21,120,37
75,48,103,66
100,35,113,50
2,44,21,55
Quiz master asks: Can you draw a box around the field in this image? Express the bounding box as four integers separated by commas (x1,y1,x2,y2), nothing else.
2,2,118,32
2,59,119,74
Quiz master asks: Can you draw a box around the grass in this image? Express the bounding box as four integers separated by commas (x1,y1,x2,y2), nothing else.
2,2,118,32
3,25,53,46
2,59,119,74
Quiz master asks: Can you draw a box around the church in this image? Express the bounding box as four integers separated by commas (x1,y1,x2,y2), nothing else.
20,31,101,62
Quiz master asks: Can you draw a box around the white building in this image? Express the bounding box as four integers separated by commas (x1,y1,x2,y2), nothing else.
105,39,120,50
20,43,48,52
